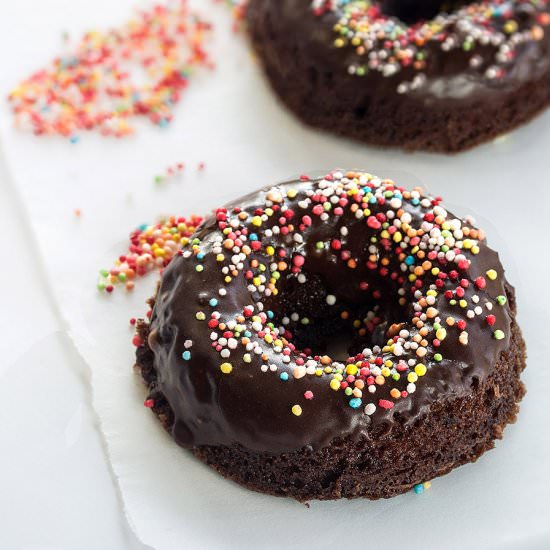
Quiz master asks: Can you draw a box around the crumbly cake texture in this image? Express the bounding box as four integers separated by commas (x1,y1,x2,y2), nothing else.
245,0,550,152
134,170,526,500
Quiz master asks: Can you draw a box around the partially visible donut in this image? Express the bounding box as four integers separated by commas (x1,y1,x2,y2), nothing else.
245,0,550,152
135,170,526,500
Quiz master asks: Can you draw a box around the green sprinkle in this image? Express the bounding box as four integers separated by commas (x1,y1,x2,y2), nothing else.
496,295,507,306
494,330,505,340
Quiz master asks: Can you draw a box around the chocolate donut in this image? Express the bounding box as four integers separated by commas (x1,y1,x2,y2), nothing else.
245,0,550,152
135,170,526,500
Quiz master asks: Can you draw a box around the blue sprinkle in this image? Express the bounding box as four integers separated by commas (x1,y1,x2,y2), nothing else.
267,310,274,319
349,397,362,409
405,255,415,266
209,298,218,307
413,484,424,494
280,372,289,381
158,118,170,128
69,135,80,144
197,253,205,260
244,331,252,338
411,198,420,206
249,233,258,241
182,351,191,361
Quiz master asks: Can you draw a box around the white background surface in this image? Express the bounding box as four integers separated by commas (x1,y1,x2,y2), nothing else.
1,1,550,549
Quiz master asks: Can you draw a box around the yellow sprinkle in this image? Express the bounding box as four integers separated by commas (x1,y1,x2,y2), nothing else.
504,20,518,33
407,372,418,383
292,405,303,416
330,378,340,391
415,364,427,376
251,216,262,227
220,363,233,374
486,269,498,280
346,364,358,376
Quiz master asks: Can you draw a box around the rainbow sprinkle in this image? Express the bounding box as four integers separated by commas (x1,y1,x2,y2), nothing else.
312,0,550,91
8,1,213,139
98,214,203,292
225,0,249,27
413,481,432,494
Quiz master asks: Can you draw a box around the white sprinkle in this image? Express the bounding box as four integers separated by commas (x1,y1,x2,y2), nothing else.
364,403,376,415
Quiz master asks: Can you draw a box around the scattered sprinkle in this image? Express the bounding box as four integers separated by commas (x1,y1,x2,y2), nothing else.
8,1,213,139
413,481,432,494
98,214,202,292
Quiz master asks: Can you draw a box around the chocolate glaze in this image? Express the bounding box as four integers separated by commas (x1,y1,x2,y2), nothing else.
147,171,514,453
250,0,550,102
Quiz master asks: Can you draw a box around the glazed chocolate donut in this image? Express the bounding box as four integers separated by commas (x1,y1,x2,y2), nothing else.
245,0,550,152
135,170,526,500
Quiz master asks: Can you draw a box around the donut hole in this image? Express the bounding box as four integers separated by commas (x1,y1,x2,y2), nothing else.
268,266,408,362
380,0,471,23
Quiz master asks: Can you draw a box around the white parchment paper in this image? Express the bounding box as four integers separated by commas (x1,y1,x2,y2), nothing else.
2,1,550,548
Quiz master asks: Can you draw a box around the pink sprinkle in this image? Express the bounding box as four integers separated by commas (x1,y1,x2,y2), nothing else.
378,399,395,410
312,204,324,216
304,391,314,400
367,216,381,229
